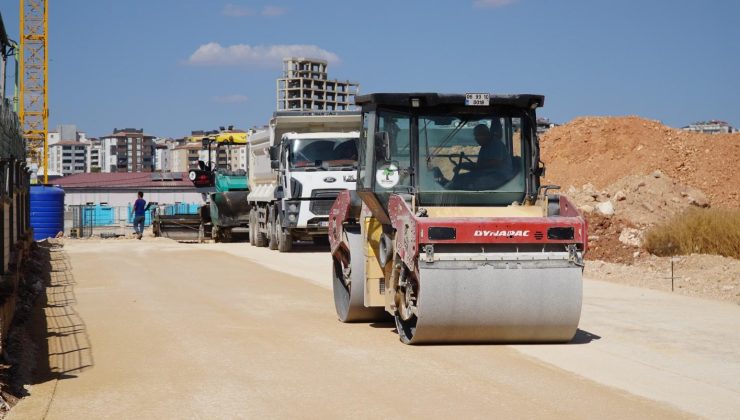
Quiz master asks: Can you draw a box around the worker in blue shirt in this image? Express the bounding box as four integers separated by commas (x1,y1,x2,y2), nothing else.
132,191,147,240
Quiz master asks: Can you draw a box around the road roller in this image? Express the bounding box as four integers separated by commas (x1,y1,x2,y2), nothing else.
328,93,587,344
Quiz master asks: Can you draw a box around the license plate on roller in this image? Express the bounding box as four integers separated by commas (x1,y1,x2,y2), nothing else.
319,221,329,227
465,93,490,106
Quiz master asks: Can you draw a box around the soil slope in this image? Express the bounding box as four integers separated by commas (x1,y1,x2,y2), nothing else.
541,116,740,208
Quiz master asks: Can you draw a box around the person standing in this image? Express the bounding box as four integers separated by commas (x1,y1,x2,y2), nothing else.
132,191,147,240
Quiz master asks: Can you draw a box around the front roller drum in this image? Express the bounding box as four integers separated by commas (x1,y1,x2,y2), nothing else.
395,261,583,344
333,229,387,323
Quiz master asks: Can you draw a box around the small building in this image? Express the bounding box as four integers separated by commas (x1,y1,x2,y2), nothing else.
536,117,557,135
53,172,207,207
681,120,736,134
52,172,208,235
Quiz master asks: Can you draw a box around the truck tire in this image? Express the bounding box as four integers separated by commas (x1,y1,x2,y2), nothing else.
212,226,222,243
254,207,268,248
277,213,293,253
267,206,278,250
249,210,256,246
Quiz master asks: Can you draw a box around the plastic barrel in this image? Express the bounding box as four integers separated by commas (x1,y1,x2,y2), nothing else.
30,185,65,241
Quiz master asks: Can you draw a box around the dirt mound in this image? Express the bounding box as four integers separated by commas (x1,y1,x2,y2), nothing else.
568,173,709,227
585,213,637,263
541,116,740,208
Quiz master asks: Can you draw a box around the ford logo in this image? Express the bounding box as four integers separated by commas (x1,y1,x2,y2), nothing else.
324,177,336,183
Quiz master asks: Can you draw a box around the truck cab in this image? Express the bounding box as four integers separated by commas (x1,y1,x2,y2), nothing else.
247,112,361,252
274,131,359,233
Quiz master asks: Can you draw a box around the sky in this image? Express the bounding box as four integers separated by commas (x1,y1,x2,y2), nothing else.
2,0,739,138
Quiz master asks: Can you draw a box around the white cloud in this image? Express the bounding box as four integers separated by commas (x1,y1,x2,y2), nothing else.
212,94,248,104
473,0,517,8
186,43,341,68
223,4,287,17
261,6,287,16
222,4,254,17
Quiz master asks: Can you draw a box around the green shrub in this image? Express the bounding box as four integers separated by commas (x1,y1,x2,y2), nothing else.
644,208,740,259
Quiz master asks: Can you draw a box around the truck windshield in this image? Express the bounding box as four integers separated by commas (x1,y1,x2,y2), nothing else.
289,137,358,170
416,114,526,205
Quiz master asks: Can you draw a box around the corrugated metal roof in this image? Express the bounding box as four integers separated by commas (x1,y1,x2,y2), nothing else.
53,172,195,189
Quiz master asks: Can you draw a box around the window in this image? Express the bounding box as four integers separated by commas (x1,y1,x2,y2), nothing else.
373,111,412,193
417,115,526,205
288,137,357,170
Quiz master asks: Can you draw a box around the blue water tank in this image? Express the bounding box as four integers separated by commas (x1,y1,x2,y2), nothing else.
30,185,65,241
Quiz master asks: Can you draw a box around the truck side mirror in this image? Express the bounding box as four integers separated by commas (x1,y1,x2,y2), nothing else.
535,161,546,177
269,145,279,161
374,131,391,162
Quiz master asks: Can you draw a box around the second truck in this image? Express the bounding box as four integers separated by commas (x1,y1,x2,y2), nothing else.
247,112,361,252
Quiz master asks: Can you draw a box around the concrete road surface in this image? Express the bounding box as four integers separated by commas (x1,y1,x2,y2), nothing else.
9,238,739,419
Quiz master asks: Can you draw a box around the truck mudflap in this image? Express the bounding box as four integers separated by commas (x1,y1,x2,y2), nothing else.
395,252,583,344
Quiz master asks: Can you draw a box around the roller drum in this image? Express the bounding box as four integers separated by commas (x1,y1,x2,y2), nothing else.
333,229,387,322
397,255,583,344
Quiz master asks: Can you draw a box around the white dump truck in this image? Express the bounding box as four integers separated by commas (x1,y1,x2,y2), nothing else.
247,111,361,252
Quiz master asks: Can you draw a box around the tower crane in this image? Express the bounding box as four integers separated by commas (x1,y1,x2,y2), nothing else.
19,0,48,184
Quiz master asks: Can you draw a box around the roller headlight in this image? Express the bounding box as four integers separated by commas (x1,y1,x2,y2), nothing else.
288,203,299,213
288,214,297,222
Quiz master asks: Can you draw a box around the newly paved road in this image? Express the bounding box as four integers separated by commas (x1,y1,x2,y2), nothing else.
10,237,739,419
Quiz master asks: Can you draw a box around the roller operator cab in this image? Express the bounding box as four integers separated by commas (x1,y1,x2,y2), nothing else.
328,93,588,344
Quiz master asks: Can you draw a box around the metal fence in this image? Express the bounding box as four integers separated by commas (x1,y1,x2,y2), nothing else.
67,203,201,238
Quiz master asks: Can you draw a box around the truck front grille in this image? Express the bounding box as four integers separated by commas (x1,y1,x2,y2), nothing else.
309,189,342,215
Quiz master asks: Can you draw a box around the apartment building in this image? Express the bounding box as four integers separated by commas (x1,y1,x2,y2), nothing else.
276,57,359,112
48,141,88,176
43,124,90,176
99,128,156,173
171,142,202,172
87,138,102,172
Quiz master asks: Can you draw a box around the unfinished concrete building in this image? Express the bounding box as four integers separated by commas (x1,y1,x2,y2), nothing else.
276,57,359,112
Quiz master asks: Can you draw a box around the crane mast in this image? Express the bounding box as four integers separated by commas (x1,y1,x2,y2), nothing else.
19,0,48,184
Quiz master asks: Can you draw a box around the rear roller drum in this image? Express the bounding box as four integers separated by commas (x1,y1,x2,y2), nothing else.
333,228,387,323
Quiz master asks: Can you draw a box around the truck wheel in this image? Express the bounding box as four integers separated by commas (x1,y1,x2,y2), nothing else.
254,207,268,247
277,213,293,253
267,207,278,250
249,210,256,246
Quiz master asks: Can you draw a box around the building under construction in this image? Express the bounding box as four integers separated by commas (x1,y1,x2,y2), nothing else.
276,57,359,112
